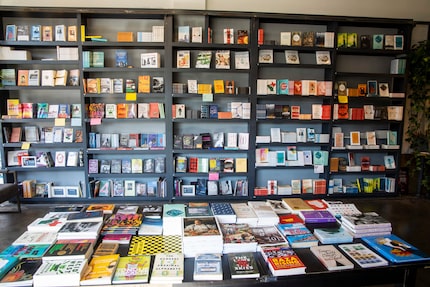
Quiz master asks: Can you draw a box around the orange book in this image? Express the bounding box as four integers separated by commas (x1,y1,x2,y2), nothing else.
213,80,224,94
138,75,151,93
217,111,232,119
117,31,133,42
17,70,29,86
172,104,176,119
149,102,160,118
116,103,127,118
21,103,34,119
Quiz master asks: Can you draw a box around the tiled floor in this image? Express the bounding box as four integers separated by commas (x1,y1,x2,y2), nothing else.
0,196,429,286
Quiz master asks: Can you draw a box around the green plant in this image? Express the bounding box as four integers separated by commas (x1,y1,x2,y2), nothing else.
406,39,430,191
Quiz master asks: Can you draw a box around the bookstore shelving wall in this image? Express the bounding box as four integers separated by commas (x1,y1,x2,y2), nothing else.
0,7,413,203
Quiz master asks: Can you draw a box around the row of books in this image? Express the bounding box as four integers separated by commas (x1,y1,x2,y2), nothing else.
258,49,331,65
87,102,164,119
254,178,327,196
84,76,164,94
174,132,249,150
4,126,82,144
332,104,403,121
88,132,165,150
332,129,399,149
255,148,329,167
330,155,396,173
272,31,335,47
171,103,251,120
177,50,250,70
178,26,248,45
5,24,78,42
328,177,396,193
22,181,83,199
256,79,333,96
335,80,405,98
88,158,165,174
1,68,79,87
81,24,165,43
175,156,247,173
172,81,250,95
4,100,81,119
257,127,330,144
7,149,83,168
90,177,167,198
174,178,248,197
256,103,331,120
337,33,404,50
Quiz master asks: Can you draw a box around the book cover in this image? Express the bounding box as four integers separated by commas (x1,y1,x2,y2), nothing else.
193,253,223,281
299,210,337,223
227,252,260,279
112,255,151,284
0,244,51,259
33,259,88,287
128,235,183,256
361,234,430,263
0,257,42,285
260,245,306,276
338,243,389,268
80,254,120,285
150,253,184,284
215,50,230,69
310,245,354,270
0,256,19,280
195,50,212,68
313,227,354,244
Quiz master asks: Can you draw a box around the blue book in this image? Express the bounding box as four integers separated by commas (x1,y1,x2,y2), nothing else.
0,256,19,279
115,50,128,67
277,79,289,95
313,226,354,244
362,234,430,263
0,244,51,259
287,233,319,248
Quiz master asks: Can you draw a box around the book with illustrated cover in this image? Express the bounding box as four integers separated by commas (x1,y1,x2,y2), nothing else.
341,212,391,231
227,252,260,279
313,226,354,244
0,256,19,280
0,244,51,259
177,50,190,68
215,50,230,69
361,234,430,263
0,257,42,286
80,254,120,286
310,245,354,271
42,240,94,261
33,259,88,287
250,226,287,247
195,50,212,68
128,235,183,256
260,245,306,276
338,243,388,268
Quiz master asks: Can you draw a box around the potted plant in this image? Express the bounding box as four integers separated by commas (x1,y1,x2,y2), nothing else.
405,39,430,192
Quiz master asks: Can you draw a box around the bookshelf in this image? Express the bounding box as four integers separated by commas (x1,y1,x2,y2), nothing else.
0,7,413,202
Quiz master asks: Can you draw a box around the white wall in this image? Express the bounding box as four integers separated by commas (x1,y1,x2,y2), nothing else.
0,0,429,21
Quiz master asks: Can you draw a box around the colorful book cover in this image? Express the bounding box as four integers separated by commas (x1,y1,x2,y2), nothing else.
33,259,88,287
128,235,182,256
43,241,94,261
361,234,430,263
260,245,306,276
0,257,42,285
338,243,388,268
80,254,120,285
249,226,287,246
112,255,151,284
313,226,354,244
0,244,50,259
227,252,260,279
287,233,319,248
0,256,19,279
299,210,337,223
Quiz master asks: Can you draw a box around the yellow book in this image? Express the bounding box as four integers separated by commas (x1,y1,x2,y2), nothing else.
197,83,212,94
80,25,86,42
213,79,225,94
235,158,247,173
138,75,151,93
81,254,120,285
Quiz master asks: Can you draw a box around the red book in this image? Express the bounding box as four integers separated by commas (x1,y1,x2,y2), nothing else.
258,28,264,45
278,214,304,224
188,157,198,173
260,246,306,276
321,105,331,120
149,102,160,118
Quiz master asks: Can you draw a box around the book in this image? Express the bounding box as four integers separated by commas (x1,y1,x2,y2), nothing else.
285,50,300,64
0,257,42,286
227,252,260,279
0,256,19,280
33,259,88,287
177,50,190,68
310,245,354,271
0,244,50,259
150,253,184,284
338,243,389,268
215,50,230,69
260,245,306,276
128,235,183,255
42,239,95,261
80,254,120,285
12,231,57,246
361,234,430,263
193,253,223,281
57,221,103,240
341,212,391,231
299,210,337,224
313,226,354,244
195,50,212,68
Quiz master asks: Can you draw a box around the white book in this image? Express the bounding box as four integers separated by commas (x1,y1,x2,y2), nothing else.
270,127,281,143
235,51,250,69
280,32,291,45
285,50,300,64
41,70,56,86
258,49,273,63
191,26,202,43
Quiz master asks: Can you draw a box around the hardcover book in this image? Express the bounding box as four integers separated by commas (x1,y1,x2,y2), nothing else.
361,234,430,263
